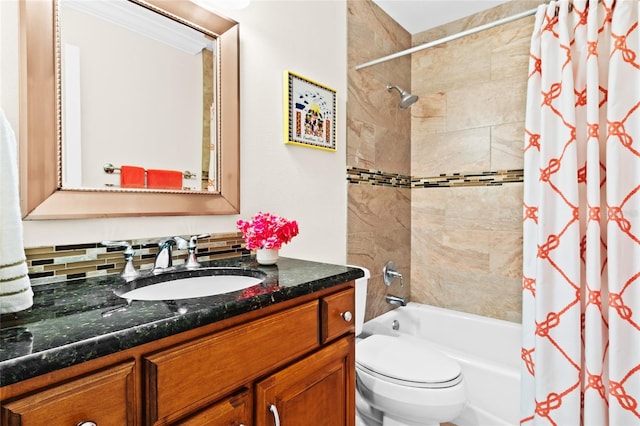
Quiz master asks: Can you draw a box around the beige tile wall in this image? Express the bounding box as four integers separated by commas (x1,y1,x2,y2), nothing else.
347,0,538,324
347,0,412,321
410,1,538,323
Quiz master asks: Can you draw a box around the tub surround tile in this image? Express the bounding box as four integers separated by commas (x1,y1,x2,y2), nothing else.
490,18,534,81
411,185,523,322
348,0,529,324
444,267,521,323
346,70,411,175
491,121,525,170
348,0,412,322
347,0,409,69
445,185,522,232
0,257,364,387
489,230,523,280
412,33,492,94
348,184,411,233
408,0,529,321
445,77,527,132
409,92,447,135
347,117,377,170
411,127,491,176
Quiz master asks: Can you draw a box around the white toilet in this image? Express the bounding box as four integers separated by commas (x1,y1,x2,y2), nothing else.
352,267,466,426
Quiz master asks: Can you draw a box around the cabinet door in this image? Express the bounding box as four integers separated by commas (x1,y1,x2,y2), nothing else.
1,361,136,426
173,388,251,426
255,336,354,426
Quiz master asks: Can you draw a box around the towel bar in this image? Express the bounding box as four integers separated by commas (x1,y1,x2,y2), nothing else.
103,163,196,179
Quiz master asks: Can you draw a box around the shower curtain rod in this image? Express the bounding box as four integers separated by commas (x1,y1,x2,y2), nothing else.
355,7,538,70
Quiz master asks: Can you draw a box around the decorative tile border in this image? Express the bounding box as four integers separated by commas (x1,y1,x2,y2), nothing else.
412,169,524,187
25,232,249,286
347,166,523,188
347,167,412,187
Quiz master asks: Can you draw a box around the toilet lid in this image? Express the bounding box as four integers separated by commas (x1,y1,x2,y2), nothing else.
356,334,462,388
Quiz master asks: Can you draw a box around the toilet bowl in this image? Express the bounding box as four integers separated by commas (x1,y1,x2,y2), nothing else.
352,267,466,426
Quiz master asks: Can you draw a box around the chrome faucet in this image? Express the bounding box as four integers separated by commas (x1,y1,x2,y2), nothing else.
153,237,187,274
386,294,407,307
101,241,139,281
153,234,210,273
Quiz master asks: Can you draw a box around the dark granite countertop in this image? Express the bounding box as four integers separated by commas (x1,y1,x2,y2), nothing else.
0,255,364,387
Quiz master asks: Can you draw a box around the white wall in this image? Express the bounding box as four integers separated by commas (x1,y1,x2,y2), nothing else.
0,0,348,265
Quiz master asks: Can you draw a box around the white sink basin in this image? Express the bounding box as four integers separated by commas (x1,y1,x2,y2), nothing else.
119,275,265,301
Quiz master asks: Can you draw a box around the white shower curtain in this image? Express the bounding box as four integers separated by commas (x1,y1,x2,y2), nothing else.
522,1,640,424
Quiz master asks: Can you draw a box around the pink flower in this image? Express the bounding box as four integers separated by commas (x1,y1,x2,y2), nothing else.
236,212,299,250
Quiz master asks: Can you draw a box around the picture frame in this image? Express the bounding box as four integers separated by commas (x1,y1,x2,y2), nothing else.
284,71,337,151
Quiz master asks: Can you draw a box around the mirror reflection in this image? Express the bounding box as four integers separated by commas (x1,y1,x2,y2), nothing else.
19,0,240,219
59,0,218,192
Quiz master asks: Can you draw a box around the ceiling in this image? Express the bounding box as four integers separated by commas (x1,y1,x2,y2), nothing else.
371,0,512,35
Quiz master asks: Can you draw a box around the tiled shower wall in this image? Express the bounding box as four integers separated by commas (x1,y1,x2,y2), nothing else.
347,0,412,321
410,1,538,323
348,0,539,323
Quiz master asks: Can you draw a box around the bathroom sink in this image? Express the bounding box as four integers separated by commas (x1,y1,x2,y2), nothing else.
115,269,267,301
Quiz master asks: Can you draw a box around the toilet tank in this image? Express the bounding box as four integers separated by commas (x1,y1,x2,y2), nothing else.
349,266,370,336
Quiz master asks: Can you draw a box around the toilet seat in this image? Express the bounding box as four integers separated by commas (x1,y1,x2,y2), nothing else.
356,334,462,389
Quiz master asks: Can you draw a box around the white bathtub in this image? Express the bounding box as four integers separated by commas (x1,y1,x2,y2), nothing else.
360,303,521,426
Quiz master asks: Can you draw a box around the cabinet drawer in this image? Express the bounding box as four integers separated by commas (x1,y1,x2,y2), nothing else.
321,288,355,343
174,388,251,426
1,361,136,426
144,300,319,425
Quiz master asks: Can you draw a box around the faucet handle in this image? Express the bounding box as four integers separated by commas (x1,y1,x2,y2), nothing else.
184,234,210,269
188,233,210,247
383,260,404,287
101,241,139,281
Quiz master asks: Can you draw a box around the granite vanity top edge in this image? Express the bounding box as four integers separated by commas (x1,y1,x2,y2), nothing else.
0,257,364,387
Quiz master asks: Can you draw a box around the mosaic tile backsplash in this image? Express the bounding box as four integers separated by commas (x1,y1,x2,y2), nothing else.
25,232,249,286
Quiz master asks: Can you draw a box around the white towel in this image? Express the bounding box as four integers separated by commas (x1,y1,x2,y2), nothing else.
0,108,33,314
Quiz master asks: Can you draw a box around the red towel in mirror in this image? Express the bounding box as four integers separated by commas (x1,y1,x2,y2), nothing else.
120,165,145,188
147,169,183,190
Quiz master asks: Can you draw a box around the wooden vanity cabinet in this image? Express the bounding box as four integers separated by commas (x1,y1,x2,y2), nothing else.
0,284,355,426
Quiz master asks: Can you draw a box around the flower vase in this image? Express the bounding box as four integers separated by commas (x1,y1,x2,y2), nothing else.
256,248,279,265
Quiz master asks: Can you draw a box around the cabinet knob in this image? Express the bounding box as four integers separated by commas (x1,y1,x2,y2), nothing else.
340,311,353,322
269,404,281,426
77,422,97,426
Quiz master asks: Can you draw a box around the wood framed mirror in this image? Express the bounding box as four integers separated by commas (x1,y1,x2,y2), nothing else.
18,0,240,219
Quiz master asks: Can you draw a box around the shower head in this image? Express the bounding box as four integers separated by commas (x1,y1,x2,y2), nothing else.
387,84,418,109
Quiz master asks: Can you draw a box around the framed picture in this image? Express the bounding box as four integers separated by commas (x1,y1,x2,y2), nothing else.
284,71,337,151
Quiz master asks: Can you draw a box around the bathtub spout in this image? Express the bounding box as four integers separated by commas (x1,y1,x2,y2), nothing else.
386,294,406,307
